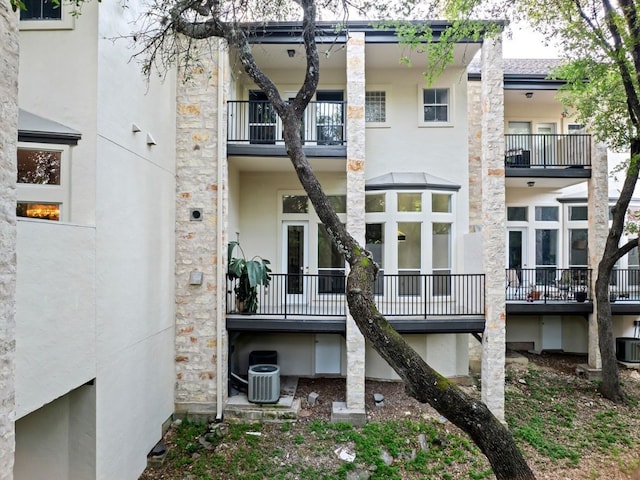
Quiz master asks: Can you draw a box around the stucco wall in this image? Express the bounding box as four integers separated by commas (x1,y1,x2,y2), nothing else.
14,385,95,480
15,220,96,418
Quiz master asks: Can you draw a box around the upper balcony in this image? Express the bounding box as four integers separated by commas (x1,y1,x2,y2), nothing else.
505,133,591,181
227,100,347,158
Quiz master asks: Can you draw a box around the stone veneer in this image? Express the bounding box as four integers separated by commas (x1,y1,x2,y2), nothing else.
587,142,609,369
0,3,18,477
467,81,483,230
479,36,506,420
344,32,366,417
174,41,228,416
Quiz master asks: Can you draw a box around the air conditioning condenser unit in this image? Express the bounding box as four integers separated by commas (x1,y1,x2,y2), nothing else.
248,364,280,403
616,337,640,363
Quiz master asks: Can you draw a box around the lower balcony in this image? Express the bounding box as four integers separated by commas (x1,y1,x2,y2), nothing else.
226,273,486,334
505,267,640,315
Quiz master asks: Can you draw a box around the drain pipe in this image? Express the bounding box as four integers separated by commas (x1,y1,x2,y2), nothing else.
215,38,226,422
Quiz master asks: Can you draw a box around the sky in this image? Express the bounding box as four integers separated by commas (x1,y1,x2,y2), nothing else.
503,23,561,59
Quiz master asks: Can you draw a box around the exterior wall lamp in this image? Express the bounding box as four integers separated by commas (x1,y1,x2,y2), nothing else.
287,49,295,58
525,92,533,98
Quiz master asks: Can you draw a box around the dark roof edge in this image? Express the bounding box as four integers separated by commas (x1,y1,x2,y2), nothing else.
366,183,461,192
244,20,504,44
18,131,81,146
469,72,568,89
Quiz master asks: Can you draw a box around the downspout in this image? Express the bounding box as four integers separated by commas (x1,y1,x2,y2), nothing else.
216,38,226,422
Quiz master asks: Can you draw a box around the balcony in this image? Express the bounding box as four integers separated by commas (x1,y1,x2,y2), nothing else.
227,100,347,157
226,273,486,334
504,134,591,179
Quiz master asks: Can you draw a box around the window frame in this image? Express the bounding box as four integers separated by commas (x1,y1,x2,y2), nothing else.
365,86,390,128
16,142,70,222
19,0,75,30
418,86,453,127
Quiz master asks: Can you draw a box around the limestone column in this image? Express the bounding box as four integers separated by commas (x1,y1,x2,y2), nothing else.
344,31,366,419
0,3,18,477
174,41,228,417
479,35,506,420
587,142,608,370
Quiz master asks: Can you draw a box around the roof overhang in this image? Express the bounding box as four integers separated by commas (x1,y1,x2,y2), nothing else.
366,172,461,191
18,109,82,145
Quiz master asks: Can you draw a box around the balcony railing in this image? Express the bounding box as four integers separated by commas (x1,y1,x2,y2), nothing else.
505,134,591,168
609,269,640,301
227,100,346,146
506,268,592,302
226,273,485,317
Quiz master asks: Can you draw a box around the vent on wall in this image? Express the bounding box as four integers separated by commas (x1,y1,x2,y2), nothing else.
248,364,280,403
616,337,640,363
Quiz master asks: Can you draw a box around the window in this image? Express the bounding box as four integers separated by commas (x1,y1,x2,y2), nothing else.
16,145,68,221
507,206,528,222
536,229,558,284
365,91,386,124
535,206,558,221
397,193,422,212
317,225,345,294
432,194,451,213
316,91,344,145
365,194,385,213
432,223,452,295
366,223,385,294
421,88,449,123
328,195,346,214
568,124,586,134
282,195,309,213
569,229,588,267
569,205,588,221
21,0,61,20
397,222,421,295
20,0,74,29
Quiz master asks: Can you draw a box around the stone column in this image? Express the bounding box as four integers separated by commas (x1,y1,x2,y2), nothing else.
0,3,18,478
479,36,506,420
174,41,228,418
332,31,366,425
586,142,608,370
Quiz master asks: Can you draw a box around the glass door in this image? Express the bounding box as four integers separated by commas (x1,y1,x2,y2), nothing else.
282,221,308,302
536,123,557,166
507,228,527,290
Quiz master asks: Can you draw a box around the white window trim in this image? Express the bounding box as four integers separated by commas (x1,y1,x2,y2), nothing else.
17,142,70,221
19,1,75,30
365,85,391,128
418,85,454,128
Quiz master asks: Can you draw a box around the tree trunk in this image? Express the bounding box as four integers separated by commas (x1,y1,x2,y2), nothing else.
168,0,536,475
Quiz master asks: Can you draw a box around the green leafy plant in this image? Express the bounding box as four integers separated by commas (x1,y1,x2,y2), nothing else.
227,241,271,314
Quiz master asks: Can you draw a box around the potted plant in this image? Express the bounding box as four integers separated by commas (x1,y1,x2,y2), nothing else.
574,287,587,303
527,287,542,301
227,241,271,314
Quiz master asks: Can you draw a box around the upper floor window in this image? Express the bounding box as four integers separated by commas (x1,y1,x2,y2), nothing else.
365,91,386,124
421,88,449,124
20,0,74,30
16,145,69,221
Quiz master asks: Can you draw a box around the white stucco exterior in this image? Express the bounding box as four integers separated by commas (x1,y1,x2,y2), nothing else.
15,2,176,479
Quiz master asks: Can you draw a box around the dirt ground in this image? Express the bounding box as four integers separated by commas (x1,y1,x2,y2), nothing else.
141,352,640,480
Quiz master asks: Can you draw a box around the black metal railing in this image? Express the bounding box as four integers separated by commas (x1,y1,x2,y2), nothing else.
609,269,640,301
505,134,591,168
227,273,485,317
506,268,592,302
227,100,346,145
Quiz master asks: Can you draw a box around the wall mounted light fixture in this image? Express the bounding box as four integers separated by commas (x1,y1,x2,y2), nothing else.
527,181,535,187
287,49,296,58
525,92,534,99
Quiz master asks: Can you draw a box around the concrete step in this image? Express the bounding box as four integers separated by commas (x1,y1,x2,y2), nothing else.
224,376,300,423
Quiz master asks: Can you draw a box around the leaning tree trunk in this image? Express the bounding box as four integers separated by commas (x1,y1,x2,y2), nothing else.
195,0,536,475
